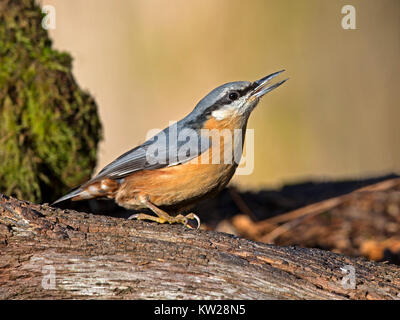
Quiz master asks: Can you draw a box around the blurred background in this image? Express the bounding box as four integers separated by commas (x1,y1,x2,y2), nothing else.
39,0,400,190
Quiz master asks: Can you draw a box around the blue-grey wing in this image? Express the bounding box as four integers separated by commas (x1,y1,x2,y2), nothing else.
52,125,210,204
92,126,209,182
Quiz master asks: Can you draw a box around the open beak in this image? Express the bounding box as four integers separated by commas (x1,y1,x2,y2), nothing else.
251,70,288,99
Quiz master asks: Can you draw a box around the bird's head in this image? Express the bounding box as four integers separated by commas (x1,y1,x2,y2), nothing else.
185,70,288,128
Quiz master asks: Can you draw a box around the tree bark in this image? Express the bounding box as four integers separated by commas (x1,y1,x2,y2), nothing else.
0,194,399,300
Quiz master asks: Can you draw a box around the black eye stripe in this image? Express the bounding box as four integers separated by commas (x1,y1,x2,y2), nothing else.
210,84,257,107
226,84,256,101
189,83,259,127
239,82,258,96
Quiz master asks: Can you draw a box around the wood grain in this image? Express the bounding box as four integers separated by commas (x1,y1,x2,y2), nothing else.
1,194,399,299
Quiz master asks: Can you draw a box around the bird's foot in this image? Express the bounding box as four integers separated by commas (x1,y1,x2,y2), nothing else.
128,212,200,229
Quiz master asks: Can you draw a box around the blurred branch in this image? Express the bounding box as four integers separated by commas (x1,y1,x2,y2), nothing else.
258,178,400,243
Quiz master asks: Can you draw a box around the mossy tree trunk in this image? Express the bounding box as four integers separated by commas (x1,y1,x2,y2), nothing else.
0,0,102,203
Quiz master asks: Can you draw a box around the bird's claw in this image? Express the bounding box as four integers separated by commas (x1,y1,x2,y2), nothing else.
128,212,200,229
181,213,201,229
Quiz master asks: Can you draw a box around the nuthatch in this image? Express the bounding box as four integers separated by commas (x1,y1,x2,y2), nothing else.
53,70,288,228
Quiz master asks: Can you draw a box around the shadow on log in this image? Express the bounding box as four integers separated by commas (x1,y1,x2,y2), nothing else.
1,194,400,299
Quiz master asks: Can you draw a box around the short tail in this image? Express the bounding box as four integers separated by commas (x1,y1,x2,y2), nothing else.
52,187,85,205
52,178,120,206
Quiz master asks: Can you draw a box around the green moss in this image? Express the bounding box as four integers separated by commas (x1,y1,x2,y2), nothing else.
0,0,102,202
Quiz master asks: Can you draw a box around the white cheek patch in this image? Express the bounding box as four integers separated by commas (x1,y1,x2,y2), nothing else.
211,96,248,120
211,107,237,120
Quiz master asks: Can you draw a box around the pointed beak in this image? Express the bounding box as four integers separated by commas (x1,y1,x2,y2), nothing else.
251,70,288,99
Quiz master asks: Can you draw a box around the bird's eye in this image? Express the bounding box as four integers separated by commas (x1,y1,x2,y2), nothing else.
228,91,239,101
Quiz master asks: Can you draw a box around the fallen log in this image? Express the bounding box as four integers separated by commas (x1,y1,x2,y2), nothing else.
0,194,399,299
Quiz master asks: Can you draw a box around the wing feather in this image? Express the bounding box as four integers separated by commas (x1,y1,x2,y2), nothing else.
90,126,209,182
52,124,210,204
